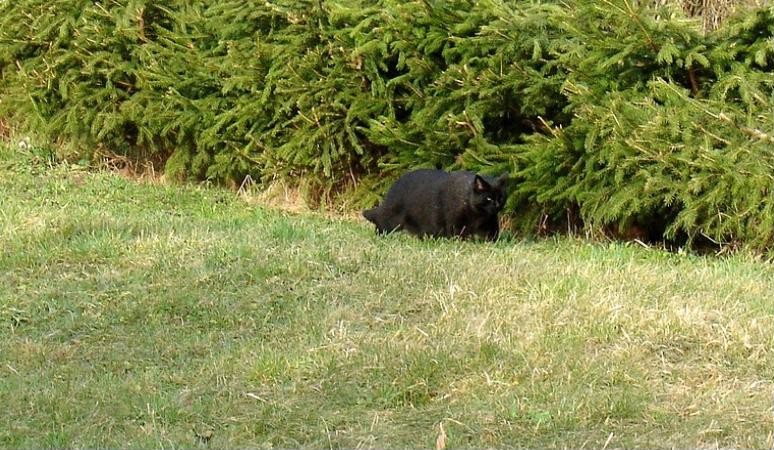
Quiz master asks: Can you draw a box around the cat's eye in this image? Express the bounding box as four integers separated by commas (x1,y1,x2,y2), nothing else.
486,196,493,202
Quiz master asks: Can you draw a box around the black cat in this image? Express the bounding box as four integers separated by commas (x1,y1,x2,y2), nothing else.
363,169,508,240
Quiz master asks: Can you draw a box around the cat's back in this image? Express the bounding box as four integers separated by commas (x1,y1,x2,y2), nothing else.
382,169,449,203
445,170,476,186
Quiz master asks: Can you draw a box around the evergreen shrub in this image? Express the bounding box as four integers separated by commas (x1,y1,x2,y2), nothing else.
0,0,771,251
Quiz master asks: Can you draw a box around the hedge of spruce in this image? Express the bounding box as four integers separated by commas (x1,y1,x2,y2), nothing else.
0,0,772,251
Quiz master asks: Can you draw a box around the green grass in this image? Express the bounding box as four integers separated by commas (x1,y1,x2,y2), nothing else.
1,145,772,449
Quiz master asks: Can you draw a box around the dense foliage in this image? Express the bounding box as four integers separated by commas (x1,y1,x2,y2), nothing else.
0,0,772,251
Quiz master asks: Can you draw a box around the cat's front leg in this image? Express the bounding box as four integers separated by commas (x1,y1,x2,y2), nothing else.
482,216,500,241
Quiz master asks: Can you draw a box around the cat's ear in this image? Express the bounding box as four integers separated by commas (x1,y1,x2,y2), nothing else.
495,173,509,188
473,175,490,193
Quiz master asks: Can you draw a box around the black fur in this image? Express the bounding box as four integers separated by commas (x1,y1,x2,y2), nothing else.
363,169,508,241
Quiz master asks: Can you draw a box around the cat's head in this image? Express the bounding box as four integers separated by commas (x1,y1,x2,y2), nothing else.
471,173,508,215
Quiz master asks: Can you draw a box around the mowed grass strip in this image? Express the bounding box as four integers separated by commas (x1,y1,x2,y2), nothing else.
0,147,771,449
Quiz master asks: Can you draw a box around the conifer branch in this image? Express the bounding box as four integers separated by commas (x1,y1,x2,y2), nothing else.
613,0,659,52
661,81,774,143
137,7,147,43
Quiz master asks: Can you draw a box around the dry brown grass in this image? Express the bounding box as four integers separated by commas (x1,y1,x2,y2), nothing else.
650,0,771,30
92,147,166,184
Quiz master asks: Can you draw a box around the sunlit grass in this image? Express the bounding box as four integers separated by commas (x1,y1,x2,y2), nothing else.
0,146,771,448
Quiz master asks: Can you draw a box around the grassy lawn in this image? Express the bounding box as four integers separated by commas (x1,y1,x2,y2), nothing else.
0,146,771,449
